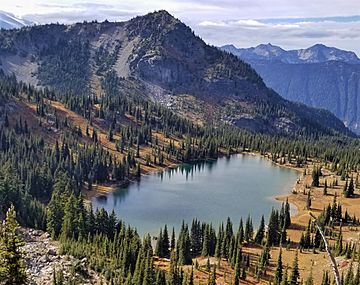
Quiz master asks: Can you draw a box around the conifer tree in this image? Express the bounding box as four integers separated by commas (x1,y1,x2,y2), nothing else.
142,251,154,285
60,193,78,240
323,180,328,196
311,167,320,187
171,227,176,251
162,225,170,258
155,228,163,257
206,258,211,272
347,177,354,197
255,215,265,244
343,179,349,197
281,266,289,285
201,228,210,257
168,250,180,285
284,199,291,229
233,257,240,285
256,241,270,279
289,252,299,285
267,208,280,246
0,206,28,285
274,249,283,285
215,225,222,258
47,190,64,239
177,223,192,265
236,219,244,244
244,215,253,242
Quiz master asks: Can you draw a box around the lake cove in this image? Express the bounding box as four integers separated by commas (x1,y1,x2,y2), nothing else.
92,154,300,236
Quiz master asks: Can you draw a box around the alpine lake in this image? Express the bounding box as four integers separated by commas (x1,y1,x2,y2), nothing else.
92,154,300,236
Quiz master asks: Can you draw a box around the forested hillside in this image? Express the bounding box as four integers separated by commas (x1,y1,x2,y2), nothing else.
0,11,353,136
1,68,360,283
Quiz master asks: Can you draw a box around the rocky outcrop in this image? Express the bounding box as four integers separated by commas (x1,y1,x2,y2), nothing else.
21,228,104,285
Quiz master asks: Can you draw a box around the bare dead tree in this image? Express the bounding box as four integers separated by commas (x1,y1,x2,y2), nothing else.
309,212,340,285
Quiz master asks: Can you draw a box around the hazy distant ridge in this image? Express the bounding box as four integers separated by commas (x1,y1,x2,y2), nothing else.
222,43,360,133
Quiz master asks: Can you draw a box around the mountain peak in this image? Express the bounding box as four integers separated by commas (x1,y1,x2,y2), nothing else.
309,43,326,49
250,43,285,59
126,10,183,38
223,43,360,64
257,43,278,48
129,10,180,26
297,44,360,64
150,10,173,17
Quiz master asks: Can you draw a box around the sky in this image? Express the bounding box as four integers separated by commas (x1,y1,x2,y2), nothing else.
2,0,360,55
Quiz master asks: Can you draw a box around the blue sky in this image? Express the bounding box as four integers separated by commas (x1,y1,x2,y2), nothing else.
3,0,360,55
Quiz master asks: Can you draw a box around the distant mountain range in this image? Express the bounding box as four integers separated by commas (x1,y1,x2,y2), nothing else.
223,43,360,64
0,11,33,29
0,11,352,136
222,43,360,133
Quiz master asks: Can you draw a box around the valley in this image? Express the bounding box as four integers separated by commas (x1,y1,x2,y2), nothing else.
0,8,360,285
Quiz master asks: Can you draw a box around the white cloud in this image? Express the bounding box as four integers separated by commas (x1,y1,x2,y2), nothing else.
234,20,266,27
196,18,360,55
199,20,229,27
273,23,300,29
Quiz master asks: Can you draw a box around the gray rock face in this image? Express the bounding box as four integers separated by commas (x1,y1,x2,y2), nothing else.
20,228,104,285
222,44,360,133
251,61,360,132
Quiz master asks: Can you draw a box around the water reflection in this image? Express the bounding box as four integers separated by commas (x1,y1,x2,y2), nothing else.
93,154,300,236
98,159,219,205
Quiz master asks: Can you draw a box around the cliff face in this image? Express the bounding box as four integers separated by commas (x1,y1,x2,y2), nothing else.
222,44,360,133
251,61,360,131
0,11,353,136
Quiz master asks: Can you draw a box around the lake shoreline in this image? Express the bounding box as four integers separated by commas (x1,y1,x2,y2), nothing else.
84,150,305,205
84,151,237,200
84,147,322,230
90,150,304,237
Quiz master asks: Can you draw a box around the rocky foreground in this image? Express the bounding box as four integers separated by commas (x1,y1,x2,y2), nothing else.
20,228,104,284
